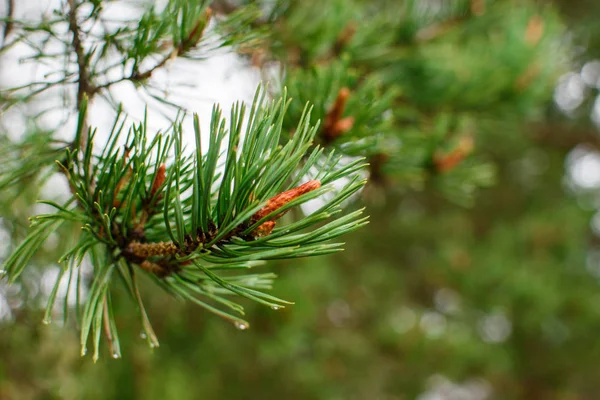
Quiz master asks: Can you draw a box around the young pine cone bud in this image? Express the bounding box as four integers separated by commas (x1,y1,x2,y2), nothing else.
150,164,166,197
251,180,321,237
323,88,354,142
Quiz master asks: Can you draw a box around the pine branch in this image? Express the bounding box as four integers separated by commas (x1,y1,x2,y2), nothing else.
2,88,368,359
0,0,14,50
67,0,91,108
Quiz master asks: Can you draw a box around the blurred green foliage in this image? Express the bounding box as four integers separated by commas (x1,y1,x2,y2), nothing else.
2,0,600,399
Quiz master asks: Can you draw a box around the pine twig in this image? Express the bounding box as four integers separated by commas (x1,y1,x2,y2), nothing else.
94,8,213,92
3,86,368,358
67,0,92,108
1,0,14,49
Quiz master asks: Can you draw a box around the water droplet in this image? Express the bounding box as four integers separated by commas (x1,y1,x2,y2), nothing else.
81,348,87,356
234,321,249,330
112,352,120,359
271,305,281,310
140,332,147,339
149,342,157,348
42,318,51,325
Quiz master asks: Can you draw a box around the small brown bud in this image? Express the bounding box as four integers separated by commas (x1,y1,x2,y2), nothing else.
433,136,474,173
323,88,352,143
333,22,357,55
150,164,166,197
251,180,322,225
525,15,544,46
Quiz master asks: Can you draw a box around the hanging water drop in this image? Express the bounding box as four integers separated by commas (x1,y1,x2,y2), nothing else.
42,318,51,325
234,321,249,330
140,332,147,339
271,305,281,310
112,352,121,359
81,347,87,356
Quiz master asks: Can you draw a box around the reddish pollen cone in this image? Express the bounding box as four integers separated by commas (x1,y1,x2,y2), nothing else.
150,164,166,196
251,180,322,236
323,88,352,142
433,136,474,173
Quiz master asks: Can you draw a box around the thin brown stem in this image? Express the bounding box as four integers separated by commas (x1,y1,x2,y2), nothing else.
67,0,92,108
1,0,14,48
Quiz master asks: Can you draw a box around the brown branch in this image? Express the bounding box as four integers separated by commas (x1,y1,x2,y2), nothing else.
1,0,14,48
67,0,92,108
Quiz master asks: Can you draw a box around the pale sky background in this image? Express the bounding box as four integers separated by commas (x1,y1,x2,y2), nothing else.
0,0,264,149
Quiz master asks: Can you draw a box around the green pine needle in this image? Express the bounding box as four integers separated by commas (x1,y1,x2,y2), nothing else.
2,87,367,359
